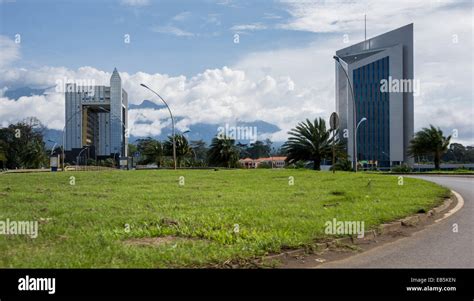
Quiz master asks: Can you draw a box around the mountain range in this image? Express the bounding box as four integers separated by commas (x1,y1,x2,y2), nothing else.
4,87,283,149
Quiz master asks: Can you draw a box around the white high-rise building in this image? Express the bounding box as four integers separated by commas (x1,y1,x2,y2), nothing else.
64,68,128,162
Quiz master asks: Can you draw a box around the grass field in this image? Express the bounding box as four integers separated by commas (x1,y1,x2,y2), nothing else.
0,169,450,268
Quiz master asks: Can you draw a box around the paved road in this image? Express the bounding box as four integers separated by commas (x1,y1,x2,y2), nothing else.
319,176,474,268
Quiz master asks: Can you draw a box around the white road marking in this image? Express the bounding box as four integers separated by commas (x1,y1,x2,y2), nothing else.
316,188,465,268
435,190,464,223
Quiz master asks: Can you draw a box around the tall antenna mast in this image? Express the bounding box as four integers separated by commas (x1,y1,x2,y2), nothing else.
364,14,367,42
364,14,368,50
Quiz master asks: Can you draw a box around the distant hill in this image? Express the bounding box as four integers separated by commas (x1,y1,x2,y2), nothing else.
127,120,281,145
127,100,282,144
4,89,284,148
129,100,165,110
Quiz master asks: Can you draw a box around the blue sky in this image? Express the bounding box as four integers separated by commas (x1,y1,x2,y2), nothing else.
0,0,321,76
0,0,472,145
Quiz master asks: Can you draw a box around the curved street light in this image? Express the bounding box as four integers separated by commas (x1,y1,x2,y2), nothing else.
355,117,367,172
76,145,89,170
333,55,358,172
140,83,176,170
47,139,58,156
181,130,198,164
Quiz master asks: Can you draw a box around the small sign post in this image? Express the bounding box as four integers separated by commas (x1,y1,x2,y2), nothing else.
50,155,59,172
329,112,340,174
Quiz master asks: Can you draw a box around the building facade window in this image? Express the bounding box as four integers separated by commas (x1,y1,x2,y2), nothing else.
353,56,390,167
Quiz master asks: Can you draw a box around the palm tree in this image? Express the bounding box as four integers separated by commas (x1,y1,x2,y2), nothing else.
137,138,164,167
20,139,47,168
282,117,335,170
190,140,208,164
164,134,193,167
409,125,451,170
207,135,240,168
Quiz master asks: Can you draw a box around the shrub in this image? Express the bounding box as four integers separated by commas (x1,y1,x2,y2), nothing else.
330,159,353,171
99,158,115,168
391,164,412,173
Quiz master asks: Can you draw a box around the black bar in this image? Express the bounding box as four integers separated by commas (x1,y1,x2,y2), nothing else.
0,269,472,299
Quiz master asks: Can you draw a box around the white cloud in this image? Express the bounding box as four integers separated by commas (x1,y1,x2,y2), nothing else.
0,35,20,69
231,23,267,32
278,0,456,34
0,93,64,130
0,0,472,145
151,25,194,37
232,0,474,144
0,66,309,141
120,0,150,7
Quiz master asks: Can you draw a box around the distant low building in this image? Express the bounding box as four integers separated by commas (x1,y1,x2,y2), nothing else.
239,157,287,168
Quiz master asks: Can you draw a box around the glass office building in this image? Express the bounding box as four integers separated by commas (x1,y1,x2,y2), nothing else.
335,24,414,168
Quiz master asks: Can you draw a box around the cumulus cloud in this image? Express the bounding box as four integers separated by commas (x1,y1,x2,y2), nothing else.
0,35,20,69
0,66,309,142
233,0,473,144
0,0,472,145
0,93,64,130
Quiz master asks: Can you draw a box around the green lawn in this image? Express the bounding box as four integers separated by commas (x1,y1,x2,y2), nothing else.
0,169,449,268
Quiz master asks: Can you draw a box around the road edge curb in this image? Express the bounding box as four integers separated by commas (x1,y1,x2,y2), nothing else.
263,190,462,263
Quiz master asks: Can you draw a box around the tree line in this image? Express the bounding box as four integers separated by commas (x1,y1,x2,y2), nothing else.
1,116,472,171
131,135,283,168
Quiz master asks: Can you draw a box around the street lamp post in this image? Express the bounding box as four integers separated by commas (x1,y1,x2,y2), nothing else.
355,117,367,172
140,84,177,170
333,55,358,172
182,130,198,164
47,140,57,156
76,146,89,170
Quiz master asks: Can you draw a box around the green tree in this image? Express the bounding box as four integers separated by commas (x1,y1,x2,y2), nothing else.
0,118,47,169
136,137,164,167
409,125,451,170
442,143,466,163
207,136,240,168
164,134,193,167
282,117,336,170
190,140,208,164
246,140,271,159
128,143,138,157
235,142,249,159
